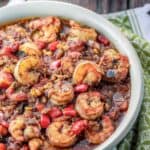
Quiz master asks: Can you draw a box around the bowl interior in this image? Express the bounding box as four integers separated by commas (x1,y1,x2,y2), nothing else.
0,1,144,149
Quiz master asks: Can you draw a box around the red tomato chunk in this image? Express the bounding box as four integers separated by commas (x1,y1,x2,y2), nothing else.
63,105,77,117
71,120,88,135
40,114,50,128
48,41,59,51
0,71,14,89
49,107,62,119
74,84,88,93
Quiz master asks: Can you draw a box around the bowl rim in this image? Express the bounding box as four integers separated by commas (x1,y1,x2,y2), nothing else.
0,1,144,149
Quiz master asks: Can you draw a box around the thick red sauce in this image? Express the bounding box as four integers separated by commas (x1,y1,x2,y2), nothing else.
0,17,130,150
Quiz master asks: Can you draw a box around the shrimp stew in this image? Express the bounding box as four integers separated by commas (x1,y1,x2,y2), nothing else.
0,17,130,150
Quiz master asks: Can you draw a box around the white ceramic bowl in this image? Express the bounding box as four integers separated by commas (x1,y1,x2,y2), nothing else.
0,1,144,150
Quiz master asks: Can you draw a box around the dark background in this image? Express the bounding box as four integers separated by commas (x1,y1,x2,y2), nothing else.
0,0,150,13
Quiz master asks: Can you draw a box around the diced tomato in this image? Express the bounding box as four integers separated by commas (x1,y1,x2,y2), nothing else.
35,41,47,50
2,46,13,54
63,105,77,117
0,121,9,128
0,143,6,150
36,103,45,111
71,120,88,135
0,71,14,89
2,42,19,53
98,35,110,46
49,107,62,119
119,101,128,112
74,84,88,93
40,114,50,128
13,92,28,102
48,41,59,51
0,125,8,136
50,60,61,70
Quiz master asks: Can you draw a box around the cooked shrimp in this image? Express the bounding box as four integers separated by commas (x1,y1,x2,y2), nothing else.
47,121,77,147
32,26,59,43
43,141,57,150
5,24,30,43
61,57,75,77
19,42,42,56
24,125,40,140
9,116,26,142
85,115,115,144
75,91,104,120
30,79,52,97
28,16,61,31
30,83,52,97
48,80,74,105
99,49,129,82
14,56,41,85
68,26,97,41
29,17,61,43
9,116,41,142
6,82,27,102
28,138,43,150
73,61,102,85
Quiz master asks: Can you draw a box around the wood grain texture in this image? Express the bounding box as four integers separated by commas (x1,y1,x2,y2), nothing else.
56,0,97,11
1,0,150,13
110,0,127,11
98,0,109,13
0,0,8,7
129,0,150,8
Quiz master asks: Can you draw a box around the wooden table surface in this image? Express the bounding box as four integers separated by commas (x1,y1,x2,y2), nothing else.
1,0,150,13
